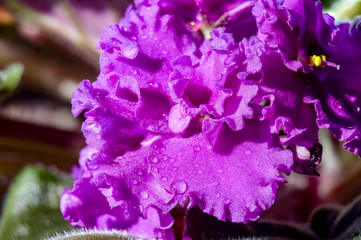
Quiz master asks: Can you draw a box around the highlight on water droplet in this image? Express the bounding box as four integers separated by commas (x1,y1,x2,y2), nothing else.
140,191,149,199
134,168,144,176
160,176,168,182
123,210,131,219
334,100,343,109
149,155,159,164
193,145,200,152
130,178,139,185
170,180,188,194
224,199,230,204
151,166,159,173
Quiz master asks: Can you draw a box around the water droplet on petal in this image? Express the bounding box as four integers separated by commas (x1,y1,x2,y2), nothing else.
193,145,200,152
212,182,219,186
224,199,230,205
123,210,130,219
245,150,251,155
170,180,188,194
88,164,98,170
334,101,343,109
162,155,168,161
149,82,159,88
151,166,159,173
217,169,224,173
149,155,159,164
140,191,149,199
197,170,202,174
215,193,220,198
134,168,144,176
130,178,139,185
161,176,168,182
357,107,360,112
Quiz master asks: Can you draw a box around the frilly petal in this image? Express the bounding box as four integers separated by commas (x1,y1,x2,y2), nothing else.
60,177,173,239
71,80,100,117
82,107,146,157
241,39,319,148
96,24,139,60
145,119,292,222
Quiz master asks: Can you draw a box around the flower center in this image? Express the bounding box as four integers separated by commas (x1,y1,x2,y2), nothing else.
308,54,340,70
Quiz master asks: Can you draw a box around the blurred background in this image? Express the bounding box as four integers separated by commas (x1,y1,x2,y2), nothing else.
0,0,361,239
0,0,131,203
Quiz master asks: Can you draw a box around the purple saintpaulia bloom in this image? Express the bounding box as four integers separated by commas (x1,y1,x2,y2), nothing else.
250,0,361,157
61,0,361,238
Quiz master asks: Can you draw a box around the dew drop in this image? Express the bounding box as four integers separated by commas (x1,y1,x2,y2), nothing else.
334,101,343,109
215,193,220,198
140,191,149,199
149,155,159,164
134,168,144,176
197,170,203,174
161,50,168,56
224,199,230,204
130,178,139,185
245,150,251,155
357,107,360,112
123,210,130,219
217,169,224,173
193,145,200,152
150,82,159,88
151,166,159,173
160,176,168,182
139,204,144,212
88,164,98,170
212,182,219,186
162,155,168,161
170,180,188,194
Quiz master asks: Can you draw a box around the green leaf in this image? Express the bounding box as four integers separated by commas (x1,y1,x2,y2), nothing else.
47,229,142,240
0,63,23,92
0,166,76,240
350,232,361,240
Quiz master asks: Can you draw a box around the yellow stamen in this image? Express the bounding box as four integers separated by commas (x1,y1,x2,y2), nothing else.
309,55,326,67
308,54,340,70
314,56,322,67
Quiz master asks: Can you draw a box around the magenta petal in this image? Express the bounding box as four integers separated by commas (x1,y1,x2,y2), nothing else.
169,101,202,134
60,177,172,239
97,24,139,59
71,80,100,117
147,119,293,222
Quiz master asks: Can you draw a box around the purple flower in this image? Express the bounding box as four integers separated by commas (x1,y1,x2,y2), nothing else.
249,0,361,157
57,0,342,238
